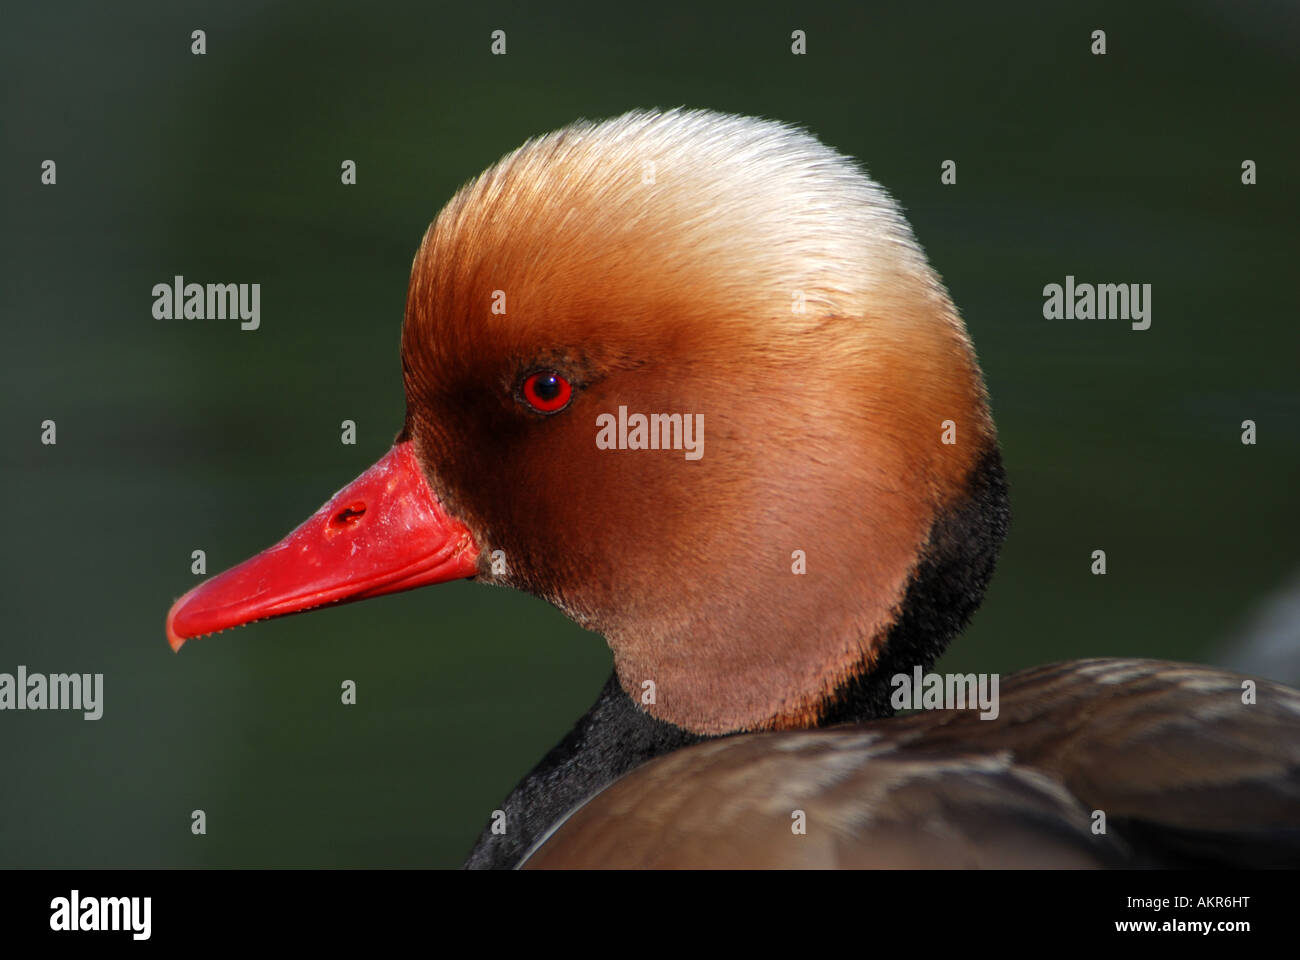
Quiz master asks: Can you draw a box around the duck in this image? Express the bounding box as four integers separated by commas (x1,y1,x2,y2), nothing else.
165,108,1300,869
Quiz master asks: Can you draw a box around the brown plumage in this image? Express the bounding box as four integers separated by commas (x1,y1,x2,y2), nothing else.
401,108,995,735
524,660,1300,868
167,108,1300,869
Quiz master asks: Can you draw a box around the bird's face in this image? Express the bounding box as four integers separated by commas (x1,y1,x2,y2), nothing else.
167,110,1001,736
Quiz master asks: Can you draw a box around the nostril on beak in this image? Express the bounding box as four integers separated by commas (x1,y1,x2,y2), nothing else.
332,502,367,527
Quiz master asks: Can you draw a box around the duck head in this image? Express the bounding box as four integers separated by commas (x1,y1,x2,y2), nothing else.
167,108,1008,736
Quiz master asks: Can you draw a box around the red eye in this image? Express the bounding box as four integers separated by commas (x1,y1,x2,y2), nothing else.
521,371,573,413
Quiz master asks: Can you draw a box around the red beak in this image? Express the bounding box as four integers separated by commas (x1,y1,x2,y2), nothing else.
166,441,480,651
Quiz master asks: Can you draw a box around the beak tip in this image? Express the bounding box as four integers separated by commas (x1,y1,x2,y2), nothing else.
166,595,192,652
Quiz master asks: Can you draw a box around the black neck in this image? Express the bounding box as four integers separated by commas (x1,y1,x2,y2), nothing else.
462,672,702,869
818,444,1009,723
463,444,1009,869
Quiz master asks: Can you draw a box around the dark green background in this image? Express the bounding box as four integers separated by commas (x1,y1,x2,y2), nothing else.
2,1,1297,867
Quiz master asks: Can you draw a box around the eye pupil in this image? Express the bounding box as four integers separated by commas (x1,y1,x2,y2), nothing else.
534,375,561,401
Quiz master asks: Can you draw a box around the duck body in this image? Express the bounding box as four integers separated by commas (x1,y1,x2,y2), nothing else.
165,109,1300,869
504,660,1300,869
